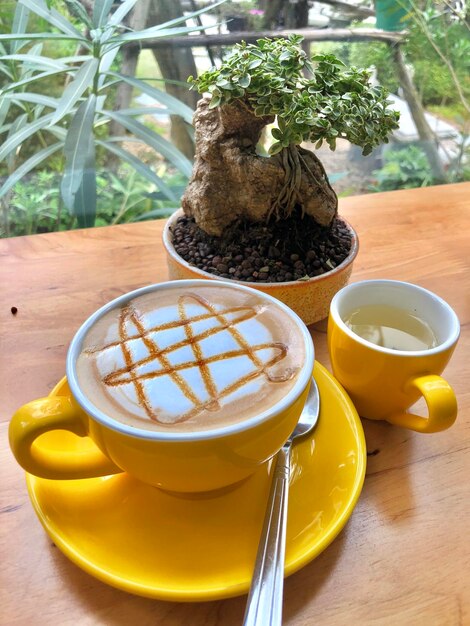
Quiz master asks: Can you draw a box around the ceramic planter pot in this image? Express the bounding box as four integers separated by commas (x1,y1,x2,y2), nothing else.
162,209,359,326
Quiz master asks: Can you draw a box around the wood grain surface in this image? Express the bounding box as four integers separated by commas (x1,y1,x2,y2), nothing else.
1,183,469,626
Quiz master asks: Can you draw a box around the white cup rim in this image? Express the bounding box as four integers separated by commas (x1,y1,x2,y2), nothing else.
66,280,314,441
329,279,460,357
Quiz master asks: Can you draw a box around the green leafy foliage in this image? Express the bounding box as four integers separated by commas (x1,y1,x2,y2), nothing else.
406,2,470,108
1,163,183,237
1,170,64,236
370,145,433,191
347,41,399,96
0,0,216,229
190,35,400,156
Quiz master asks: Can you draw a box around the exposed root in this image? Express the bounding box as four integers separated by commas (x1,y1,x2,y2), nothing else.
268,145,335,221
268,146,298,221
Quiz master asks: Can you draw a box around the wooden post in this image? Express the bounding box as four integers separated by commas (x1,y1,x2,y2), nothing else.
146,0,199,160
390,44,447,182
128,28,406,49
109,0,151,141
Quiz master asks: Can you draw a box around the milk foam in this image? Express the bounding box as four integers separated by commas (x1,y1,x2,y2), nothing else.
76,285,305,432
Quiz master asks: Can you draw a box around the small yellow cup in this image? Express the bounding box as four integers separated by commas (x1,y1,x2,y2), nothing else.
9,280,314,492
327,280,459,433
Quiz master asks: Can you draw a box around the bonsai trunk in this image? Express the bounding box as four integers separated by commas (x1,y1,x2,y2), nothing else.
182,97,338,237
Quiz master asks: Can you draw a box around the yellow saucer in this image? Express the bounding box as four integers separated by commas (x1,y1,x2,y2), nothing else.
26,362,366,602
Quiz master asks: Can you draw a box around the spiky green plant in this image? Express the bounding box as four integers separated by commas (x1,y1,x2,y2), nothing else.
0,0,221,228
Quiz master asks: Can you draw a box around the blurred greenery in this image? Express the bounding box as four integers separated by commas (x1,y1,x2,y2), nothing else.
312,1,470,127
370,145,433,191
0,0,211,236
136,49,162,81
2,163,184,237
312,0,470,192
1,0,469,238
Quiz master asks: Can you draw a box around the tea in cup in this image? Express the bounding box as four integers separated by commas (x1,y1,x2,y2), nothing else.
327,280,459,433
9,280,314,492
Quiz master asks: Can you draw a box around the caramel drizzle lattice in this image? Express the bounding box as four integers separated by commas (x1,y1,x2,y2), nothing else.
88,293,295,424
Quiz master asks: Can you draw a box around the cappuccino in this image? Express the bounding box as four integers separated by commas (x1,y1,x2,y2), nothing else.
76,283,306,432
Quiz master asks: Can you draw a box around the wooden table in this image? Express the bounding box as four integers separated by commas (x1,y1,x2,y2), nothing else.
1,183,469,625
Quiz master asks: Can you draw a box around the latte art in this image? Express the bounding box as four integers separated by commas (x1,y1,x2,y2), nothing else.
76,285,306,432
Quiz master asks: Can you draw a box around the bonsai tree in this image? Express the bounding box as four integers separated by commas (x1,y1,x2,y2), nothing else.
182,35,399,237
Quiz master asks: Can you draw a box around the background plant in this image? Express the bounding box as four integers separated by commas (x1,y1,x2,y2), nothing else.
314,7,469,121
370,145,433,191
0,0,221,233
405,0,470,113
311,2,470,185
1,161,184,237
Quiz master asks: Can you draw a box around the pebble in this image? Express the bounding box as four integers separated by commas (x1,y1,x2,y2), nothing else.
172,214,352,284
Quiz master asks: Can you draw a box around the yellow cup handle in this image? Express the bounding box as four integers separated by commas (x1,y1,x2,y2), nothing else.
386,375,458,433
9,396,122,479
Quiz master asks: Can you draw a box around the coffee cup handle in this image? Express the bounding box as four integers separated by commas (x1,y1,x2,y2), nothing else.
9,396,123,479
386,375,458,433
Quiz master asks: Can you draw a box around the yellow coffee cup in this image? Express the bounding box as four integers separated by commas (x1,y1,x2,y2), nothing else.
9,280,314,492
327,280,459,433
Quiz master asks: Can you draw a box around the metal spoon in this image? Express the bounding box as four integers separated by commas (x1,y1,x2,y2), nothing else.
242,378,320,626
